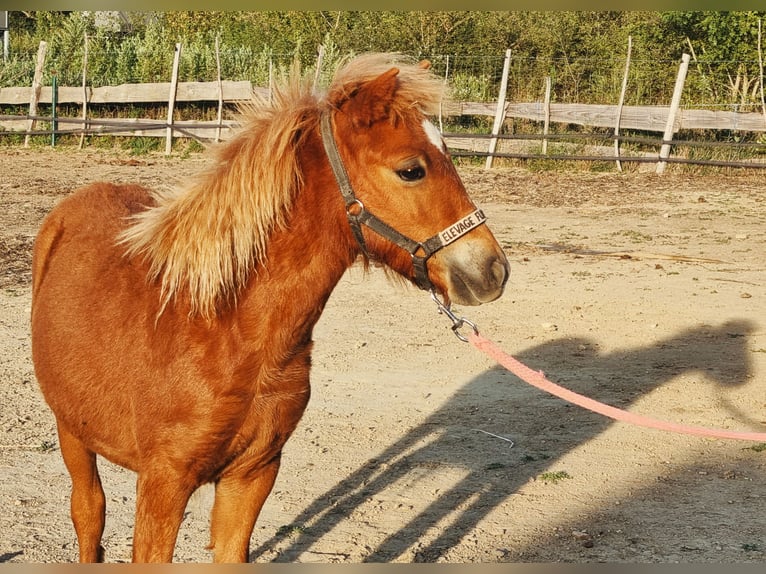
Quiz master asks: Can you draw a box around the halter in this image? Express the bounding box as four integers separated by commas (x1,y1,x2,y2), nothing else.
319,111,487,291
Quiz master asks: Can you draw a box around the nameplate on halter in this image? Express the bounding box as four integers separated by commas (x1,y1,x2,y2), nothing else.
438,209,487,247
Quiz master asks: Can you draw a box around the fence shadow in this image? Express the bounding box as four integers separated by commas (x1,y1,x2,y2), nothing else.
249,318,756,563
0,551,23,563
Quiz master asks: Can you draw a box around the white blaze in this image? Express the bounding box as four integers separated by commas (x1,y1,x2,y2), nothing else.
422,119,446,155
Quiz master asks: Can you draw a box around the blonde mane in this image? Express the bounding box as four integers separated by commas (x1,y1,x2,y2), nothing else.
119,53,448,318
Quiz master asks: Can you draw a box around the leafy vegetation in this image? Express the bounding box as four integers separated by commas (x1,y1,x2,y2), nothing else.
3,10,766,108
538,470,573,484
4,11,766,170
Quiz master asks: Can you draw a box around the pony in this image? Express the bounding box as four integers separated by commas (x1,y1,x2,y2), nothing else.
30,52,509,563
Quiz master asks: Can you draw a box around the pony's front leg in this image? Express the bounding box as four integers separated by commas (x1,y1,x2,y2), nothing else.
208,456,282,563
132,470,196,562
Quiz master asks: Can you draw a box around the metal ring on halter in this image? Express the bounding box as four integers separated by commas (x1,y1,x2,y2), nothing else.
346,198,364,216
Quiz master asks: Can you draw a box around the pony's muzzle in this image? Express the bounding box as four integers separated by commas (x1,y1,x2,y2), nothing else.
437,240,510,306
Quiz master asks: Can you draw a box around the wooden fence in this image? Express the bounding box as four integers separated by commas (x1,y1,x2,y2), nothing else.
2,44,766,171
0,80,259,139
4,87,766,134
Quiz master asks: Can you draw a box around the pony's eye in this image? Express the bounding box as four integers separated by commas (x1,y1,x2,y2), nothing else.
397,165,426,182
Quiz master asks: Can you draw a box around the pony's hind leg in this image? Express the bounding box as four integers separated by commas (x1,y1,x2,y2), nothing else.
57,424,106,562
208,456,282,562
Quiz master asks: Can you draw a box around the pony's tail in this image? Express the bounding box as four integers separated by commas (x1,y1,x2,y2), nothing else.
31,210,64,307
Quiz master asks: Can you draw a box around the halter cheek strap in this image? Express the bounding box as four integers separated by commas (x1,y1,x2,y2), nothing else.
319,111,487,291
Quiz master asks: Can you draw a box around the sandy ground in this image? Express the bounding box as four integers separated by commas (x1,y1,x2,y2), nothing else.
0,147,765,563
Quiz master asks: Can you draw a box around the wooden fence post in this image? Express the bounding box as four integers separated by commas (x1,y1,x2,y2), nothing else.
24,40,47,148
485,48,511,170
165,42,181,156
656,53,690,174
313,44,325,93
614,35,632,172
439,54,449,132
542,76,551,155
78,33,89,149
758,19,766,130
215,35,223,143
50,71,57,147
268,57,273,104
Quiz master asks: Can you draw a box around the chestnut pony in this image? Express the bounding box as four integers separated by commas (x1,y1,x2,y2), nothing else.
30,53,509,563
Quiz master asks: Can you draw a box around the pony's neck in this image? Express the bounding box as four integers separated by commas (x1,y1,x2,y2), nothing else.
232,129,358,343
121,106,320,320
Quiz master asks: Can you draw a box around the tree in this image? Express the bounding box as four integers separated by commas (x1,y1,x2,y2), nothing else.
661,11,766,106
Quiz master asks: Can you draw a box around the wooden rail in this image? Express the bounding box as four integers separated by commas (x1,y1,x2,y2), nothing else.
440,101,766,133
0,80,261,105
2,79,766,170
3,80,766,134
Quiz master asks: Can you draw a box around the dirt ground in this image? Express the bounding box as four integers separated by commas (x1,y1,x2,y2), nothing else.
0,147,765,564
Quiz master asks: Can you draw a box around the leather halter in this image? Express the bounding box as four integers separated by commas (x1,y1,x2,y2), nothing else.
319,111,487,291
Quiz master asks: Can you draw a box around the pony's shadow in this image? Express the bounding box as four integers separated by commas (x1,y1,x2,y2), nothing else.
250,318,756,562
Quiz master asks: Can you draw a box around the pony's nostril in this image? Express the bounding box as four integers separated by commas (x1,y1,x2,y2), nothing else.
489,256,509,288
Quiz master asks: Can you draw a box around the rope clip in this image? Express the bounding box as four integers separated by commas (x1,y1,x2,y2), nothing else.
430,290,479,342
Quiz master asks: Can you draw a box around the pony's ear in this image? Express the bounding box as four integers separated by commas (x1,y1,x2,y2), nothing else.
343,67,400,128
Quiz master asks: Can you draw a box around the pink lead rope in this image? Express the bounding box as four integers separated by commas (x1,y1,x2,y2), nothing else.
466,330,766,443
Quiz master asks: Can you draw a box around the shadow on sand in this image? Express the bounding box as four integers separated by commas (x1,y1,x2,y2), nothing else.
250,318,758,562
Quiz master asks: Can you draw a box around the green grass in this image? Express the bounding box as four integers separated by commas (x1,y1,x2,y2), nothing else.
538,470,572,484
122,136,162,156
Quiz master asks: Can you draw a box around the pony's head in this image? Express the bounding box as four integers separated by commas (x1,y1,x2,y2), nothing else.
120,53,508,318
322,53,509,306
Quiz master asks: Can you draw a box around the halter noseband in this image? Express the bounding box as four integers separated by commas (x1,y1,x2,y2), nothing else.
319,111,487,292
